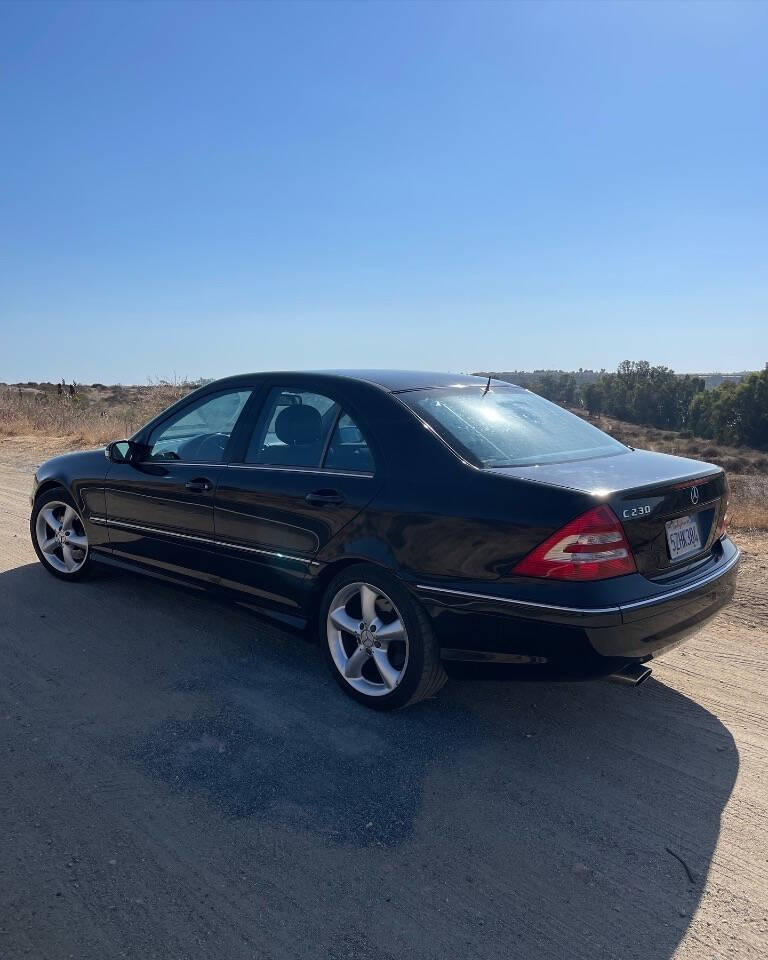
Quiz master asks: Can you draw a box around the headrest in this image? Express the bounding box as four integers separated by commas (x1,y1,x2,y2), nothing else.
275,404,322,445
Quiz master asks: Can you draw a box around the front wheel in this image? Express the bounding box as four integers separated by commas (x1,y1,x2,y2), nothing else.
320,564,447,710
31,488,93,581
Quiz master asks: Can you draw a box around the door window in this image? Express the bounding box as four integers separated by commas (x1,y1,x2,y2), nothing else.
246,389,339,467
145,390,251,463
323,412,375,473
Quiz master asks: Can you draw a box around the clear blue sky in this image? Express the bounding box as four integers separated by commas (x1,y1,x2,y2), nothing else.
1,0,766,384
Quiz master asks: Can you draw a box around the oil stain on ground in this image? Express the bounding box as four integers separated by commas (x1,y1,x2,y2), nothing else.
131,652,477,849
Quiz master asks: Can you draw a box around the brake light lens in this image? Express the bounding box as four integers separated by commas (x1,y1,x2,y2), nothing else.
513,505,637,581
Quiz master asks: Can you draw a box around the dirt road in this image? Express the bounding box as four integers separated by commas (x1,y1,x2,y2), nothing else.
1,437,767,959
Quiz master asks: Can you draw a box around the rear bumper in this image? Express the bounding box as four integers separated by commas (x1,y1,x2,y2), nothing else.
586,545,739,660
415,542,740,678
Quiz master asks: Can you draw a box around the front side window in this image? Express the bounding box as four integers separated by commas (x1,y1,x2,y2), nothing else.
145,390,251,463
246,389,339,467
402,386,626,468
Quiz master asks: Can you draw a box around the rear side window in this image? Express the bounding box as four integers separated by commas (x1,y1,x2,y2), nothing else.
323,412,375,473
402,386,626,468
246,389,339,467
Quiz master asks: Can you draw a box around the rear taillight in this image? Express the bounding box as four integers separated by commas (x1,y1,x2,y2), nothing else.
513,505,637,581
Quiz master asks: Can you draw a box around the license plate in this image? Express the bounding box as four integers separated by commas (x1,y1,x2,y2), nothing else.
666,514,702,561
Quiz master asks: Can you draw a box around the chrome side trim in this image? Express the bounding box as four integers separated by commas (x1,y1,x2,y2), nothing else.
415,586,621,616
215,538,315,565
416,548,740,616
94,517,315,566
88,515,108,525
105,518,213,544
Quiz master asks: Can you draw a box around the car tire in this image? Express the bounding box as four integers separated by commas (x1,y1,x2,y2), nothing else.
320,563,447,710
30,487,94,582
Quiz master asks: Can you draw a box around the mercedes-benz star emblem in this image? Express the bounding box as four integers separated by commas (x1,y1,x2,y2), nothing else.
690,486,699,505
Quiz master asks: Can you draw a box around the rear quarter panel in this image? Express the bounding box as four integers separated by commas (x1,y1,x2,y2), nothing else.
317,467,592,583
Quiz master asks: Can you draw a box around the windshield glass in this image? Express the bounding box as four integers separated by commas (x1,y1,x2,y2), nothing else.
402,386,626,468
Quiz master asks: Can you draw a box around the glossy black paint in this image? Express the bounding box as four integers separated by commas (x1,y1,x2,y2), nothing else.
104,462,223,583
31,370,740,679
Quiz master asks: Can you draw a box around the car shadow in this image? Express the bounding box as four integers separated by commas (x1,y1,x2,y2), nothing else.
0,560,739,960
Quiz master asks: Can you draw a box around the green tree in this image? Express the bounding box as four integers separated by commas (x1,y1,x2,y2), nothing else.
582,381,604,415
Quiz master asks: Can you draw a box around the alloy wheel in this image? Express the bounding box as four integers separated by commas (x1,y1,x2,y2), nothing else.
35,500,89,574
327,581,409,697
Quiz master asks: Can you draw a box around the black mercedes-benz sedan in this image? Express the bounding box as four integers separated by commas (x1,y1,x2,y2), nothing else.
30,370,739,709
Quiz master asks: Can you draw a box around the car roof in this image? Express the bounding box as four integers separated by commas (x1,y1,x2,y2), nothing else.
319,370,499,391
210,370,513,393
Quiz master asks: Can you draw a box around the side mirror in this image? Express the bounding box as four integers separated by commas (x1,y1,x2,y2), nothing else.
105,439,137,464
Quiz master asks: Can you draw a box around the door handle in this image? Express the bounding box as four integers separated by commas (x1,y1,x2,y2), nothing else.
185,477,213,493
305,489,346,507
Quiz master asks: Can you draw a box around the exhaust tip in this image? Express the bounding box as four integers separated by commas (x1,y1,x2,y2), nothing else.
609,663,652,687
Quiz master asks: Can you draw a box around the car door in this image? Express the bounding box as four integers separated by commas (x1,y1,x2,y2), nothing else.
104,388,252,585
213,383,382,616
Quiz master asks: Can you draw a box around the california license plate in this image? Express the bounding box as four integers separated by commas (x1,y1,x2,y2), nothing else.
666,514,702,561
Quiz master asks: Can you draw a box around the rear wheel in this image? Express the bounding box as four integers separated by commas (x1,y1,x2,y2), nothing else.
31,488,93,581
320,564,447,710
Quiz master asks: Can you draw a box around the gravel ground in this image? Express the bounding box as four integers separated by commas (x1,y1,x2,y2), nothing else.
1,436,767,960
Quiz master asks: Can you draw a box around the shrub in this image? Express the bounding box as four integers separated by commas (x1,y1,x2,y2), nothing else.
721,456,748,473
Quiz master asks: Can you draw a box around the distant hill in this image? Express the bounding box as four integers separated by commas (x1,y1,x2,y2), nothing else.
473,361,768,449
474,369,757,391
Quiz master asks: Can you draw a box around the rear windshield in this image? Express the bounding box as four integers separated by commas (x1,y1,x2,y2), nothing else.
402,386,626,468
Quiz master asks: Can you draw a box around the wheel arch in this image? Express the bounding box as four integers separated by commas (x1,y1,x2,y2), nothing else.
33,478,71,502
306,555,406,640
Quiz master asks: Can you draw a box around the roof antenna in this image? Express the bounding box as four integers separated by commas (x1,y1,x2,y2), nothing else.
482,374,491,397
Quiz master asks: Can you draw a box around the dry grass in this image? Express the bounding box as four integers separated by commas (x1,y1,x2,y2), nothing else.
728,475,768,533
581,412,768,476
0,382,195,448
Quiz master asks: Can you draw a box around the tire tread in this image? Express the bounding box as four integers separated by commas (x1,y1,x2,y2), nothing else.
399,594,447,707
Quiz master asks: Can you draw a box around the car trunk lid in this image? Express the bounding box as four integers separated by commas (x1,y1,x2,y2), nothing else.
487,449,727,579
609,471,726,578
